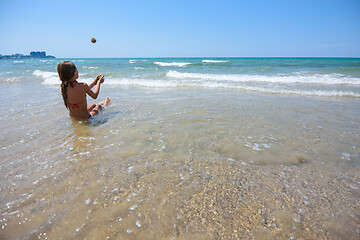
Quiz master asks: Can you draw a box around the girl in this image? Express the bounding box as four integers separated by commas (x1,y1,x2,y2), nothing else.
57,61,110,119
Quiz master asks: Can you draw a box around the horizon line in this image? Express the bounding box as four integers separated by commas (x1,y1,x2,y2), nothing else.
55,56,360,59
2,55,360,59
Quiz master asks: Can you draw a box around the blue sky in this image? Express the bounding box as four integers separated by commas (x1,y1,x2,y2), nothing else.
0,0,359,58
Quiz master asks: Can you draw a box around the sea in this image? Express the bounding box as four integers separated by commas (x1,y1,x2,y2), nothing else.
0,57,359,239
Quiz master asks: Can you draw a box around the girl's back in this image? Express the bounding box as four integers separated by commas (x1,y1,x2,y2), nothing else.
66,82,90,119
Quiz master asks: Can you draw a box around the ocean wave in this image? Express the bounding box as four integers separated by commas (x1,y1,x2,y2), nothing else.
129,59,148,63
33,70,59,84
184,81,360,97
36,70,360,97
166,70,360,85
34,70,101,85
104,78,179,88
88,77,360,97
154,62,191,67
40,60,55,63
82,66,99,69
232,86,360,97
0,77,22,83
202,60,228,63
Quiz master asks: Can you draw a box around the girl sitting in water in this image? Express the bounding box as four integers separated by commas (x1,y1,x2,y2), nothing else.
57,61,110,119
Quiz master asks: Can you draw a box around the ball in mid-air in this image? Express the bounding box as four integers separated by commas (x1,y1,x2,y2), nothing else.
91,38,96,43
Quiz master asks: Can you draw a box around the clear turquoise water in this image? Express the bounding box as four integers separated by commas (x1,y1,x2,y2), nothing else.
0,58,359,239
1,57,360,97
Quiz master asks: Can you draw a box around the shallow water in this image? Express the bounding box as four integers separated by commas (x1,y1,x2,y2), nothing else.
0,58,360,239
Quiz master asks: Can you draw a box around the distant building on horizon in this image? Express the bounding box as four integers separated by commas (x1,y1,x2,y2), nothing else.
0,51,55,59
30,51,46,58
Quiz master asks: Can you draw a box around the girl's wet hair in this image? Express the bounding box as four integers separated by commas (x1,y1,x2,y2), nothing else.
57,61,76,109
57,61,76,81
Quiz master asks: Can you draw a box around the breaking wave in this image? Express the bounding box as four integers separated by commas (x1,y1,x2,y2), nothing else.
166,70,360,85
154,62,191,67
202,60,228,63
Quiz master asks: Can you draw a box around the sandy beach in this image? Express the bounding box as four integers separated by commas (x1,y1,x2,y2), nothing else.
0,154,359,239
0,58,359,239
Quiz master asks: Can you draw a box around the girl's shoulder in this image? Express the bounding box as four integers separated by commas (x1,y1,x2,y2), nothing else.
77,82,90,92
77,82,88,88
69,82,88,92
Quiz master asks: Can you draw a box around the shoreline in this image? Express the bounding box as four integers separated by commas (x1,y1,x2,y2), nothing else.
0,58,359,239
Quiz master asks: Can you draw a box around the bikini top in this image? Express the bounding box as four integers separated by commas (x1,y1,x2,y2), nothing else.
67,99,86,109
62,80,85,108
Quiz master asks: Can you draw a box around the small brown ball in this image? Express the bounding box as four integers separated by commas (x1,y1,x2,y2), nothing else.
91,38,96,43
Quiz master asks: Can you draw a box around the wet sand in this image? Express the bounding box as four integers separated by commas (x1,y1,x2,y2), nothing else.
0,154,359,239
0,84,359,239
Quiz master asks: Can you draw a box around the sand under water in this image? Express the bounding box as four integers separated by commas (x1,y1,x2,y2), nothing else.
0,58,359,239
1,155,359,239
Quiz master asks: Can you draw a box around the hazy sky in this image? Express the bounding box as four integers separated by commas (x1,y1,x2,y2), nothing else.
1,0,359,58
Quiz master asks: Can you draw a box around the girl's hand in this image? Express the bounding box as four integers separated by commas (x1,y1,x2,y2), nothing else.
94,74,102,83
99,75,105,83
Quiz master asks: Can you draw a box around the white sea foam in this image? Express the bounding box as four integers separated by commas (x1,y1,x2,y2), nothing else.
33,70,57,78
34,70,59,85
82,66,99,69
40,60,55,63
1,77,21,83
105,78,179,88
202,60,228,63
195,81,360,97
34,69,360,97
166,70,360,85
94,77,360,97
154,62,191,67
230,85,360,97
35,70,94,85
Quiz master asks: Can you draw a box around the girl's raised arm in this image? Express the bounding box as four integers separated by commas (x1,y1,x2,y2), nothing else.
86,75,104,99
89,75,102,89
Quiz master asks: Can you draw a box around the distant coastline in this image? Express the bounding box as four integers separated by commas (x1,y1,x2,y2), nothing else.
0,51,55,59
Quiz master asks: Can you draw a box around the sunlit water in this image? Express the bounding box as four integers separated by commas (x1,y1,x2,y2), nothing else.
0,58,359,239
